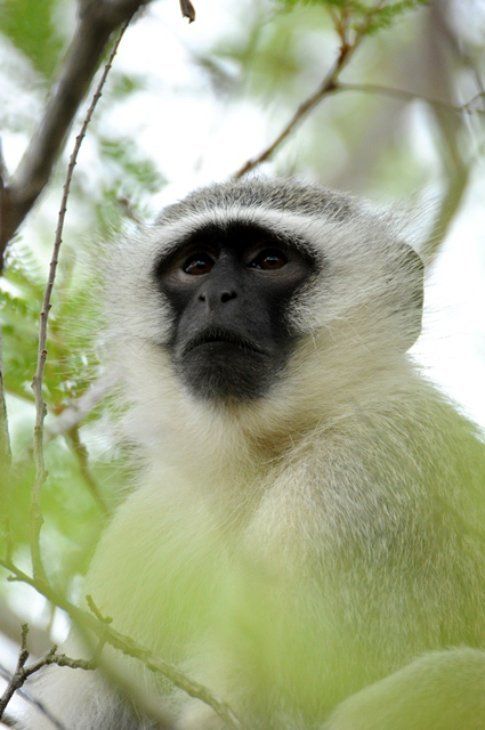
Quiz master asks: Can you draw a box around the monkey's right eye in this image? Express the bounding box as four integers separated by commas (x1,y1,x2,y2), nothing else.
182,253,215,275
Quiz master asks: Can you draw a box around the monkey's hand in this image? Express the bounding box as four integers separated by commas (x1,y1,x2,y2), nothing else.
324,647,485,730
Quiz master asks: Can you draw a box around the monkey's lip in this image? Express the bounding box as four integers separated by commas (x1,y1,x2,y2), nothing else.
183,328,266,357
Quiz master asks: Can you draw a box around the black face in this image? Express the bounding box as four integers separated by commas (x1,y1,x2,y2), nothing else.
154,222,317,401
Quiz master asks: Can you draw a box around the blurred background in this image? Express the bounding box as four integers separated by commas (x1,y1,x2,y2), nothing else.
0,0,483,723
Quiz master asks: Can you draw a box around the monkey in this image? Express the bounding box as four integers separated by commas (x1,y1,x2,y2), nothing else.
20,179,485,729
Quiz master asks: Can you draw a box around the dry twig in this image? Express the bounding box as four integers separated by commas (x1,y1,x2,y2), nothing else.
0,624,95,723
66,426,109,513
334,82,485,116
421,0,475,264
0,334,10,466
0,663,66,730
46,376,109,439
0,146,11,465
233,1,387,178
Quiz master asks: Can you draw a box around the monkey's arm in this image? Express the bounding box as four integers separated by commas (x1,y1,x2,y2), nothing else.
324,647,485,730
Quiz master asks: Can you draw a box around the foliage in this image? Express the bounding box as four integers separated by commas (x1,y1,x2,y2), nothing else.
277,0,430,34
0,0,64,77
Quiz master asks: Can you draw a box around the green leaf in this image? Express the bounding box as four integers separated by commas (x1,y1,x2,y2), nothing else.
0,0,64,77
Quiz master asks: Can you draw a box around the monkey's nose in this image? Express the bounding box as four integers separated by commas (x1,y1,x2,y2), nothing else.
220,290,237,303
198,289,237,305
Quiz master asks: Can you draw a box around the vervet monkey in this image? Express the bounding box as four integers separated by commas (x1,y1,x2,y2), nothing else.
22,180,485,729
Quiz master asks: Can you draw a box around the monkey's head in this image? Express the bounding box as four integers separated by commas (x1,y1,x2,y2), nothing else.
103,179,423,438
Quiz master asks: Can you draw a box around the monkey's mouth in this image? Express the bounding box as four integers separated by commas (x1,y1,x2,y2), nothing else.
183,328,266,357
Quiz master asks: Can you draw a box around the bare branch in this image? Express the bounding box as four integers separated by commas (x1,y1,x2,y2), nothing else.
0,0,154,266
46,377,109,439
30,22,129,583
233,44,349,179
334,82,485,116
0,141,8,188
0,560,242,729
421,0,474,264
0,145,11,464
0,625,29,720
0,664,67,730
232,0,388,179
233,1,445,179
66,427,109,514
0,624,95,723
0,333,11,466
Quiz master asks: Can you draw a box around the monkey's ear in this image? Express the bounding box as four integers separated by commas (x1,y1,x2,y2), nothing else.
392,244,424,351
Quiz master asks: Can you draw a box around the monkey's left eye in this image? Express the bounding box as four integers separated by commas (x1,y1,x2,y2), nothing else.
182,253,215,275
248,248,288,270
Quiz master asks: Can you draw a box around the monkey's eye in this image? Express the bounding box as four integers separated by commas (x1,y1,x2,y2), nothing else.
182,253,215,276
248,248,288,270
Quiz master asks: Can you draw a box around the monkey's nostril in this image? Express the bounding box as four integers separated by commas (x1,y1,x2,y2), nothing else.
220,290,237,303
198,294,206,302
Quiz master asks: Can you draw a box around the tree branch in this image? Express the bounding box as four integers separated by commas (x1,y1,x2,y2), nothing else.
0,333,10,467
30,20,129,583
233,43,349,179
66,426,109,514
420,0,474,264
0,663,67,730
233,0,393,179
0,146,11,465
0,0,153,267
46,376,109,439
334,82,485,115
0,624,95,723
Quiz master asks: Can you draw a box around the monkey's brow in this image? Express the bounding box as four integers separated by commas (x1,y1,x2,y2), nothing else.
153,220,321,272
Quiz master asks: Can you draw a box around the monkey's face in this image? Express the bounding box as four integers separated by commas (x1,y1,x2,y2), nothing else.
155,222,317,401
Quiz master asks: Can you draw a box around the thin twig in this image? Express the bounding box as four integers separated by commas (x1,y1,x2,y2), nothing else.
0,333,11,466
233,1,387,179
0,663,67,730
66,427,109,514
46,377,109,439
334,82,485,116
420,0,473,265
233,0,439,179
0,144,11,465
30,22,129,583
0,624,95,723
461,91,485,112
0,560,242,729
233,44,348,179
